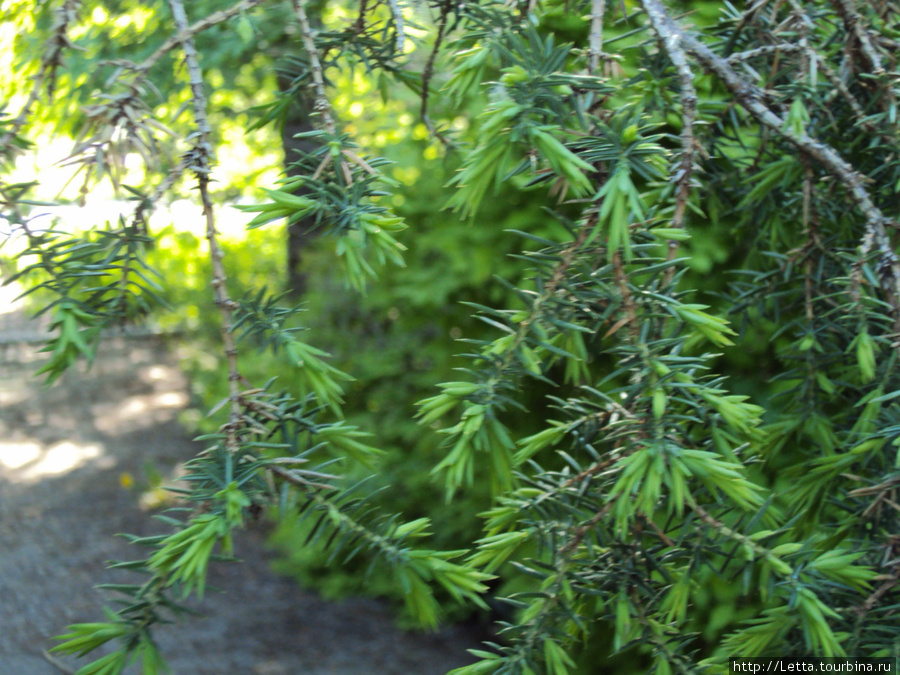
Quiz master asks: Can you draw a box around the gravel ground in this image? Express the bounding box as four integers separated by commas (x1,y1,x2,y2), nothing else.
0,307,485,674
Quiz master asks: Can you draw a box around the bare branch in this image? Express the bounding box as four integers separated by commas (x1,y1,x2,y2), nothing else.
588,0,606,76
726,43,803,63
168,0,244,448
137,0,271,78
353,0,370,34
293,0,337,136
420,0,454,149
640,0,698,279
385,0,406,54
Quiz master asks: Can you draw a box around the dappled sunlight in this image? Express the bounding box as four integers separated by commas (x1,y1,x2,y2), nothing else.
0,387,30,407
143,365,170,381
0,439,109,483
0,441,41,470
86,363,188,434
91,390,189,435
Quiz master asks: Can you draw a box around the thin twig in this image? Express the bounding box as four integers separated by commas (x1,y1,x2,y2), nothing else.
293,0,337,135
558,500,616,558
641,0,697,282
830,0,897,118
726,43,803,62
268,463,338,491
473,217,596,407
168,0,244,449
786,0,815,30
137,0,270,78
41,650,77,675
641,515,677,548
130,155,191,233
802,160,817,323
689,500,766,557
420,0,454,149
856,564,900,616
353,0,370,34
612,251,640,340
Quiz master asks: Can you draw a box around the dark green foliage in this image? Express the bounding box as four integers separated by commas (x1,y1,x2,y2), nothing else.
4,0,900,674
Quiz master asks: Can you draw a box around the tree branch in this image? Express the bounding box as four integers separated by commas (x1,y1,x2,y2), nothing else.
829,0,885,75
138,0,271,77
641,0,900,333
385,0,406,54
420,0,454,149
640,0,697,279
588,0,606,76
0,0,79,152
293,0,337,136
168,0,244,449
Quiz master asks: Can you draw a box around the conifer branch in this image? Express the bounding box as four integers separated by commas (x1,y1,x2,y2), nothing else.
353,0,370,34
588,0,606,75
640,0,697,279
829,0,886,75
385,0,406,53
612,251,640,340
420,0,454,149
293,0,337,136
641,0,900,334
0,0,79,152
169,0,244,448
136,0,271,78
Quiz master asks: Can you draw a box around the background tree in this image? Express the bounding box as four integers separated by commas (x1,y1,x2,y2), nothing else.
2,0,900,673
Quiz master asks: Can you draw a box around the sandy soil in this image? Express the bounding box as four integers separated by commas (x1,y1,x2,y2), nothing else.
0,309,485,674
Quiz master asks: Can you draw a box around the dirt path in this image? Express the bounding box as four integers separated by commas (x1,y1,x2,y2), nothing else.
0,306,484,674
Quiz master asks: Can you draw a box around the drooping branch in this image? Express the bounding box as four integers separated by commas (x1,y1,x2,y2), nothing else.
385,0,406,54
639,0,697,277
829,0,885,75
420,0,454,148
293,0,337,136
641,0,900,333
136,0,270,78
0,0,79,153
168,0,244,448
728,41,889,136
